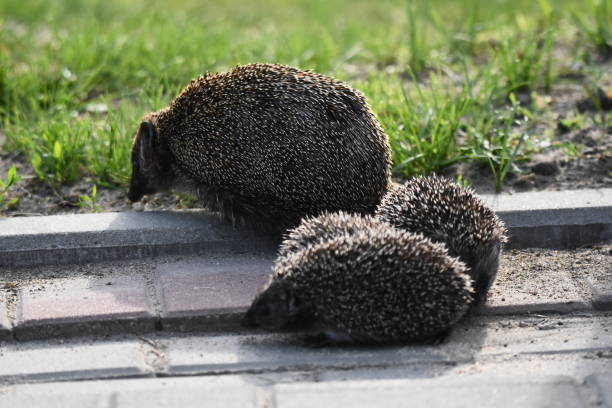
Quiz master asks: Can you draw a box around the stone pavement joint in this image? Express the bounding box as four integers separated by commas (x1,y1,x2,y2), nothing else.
481,301,593,315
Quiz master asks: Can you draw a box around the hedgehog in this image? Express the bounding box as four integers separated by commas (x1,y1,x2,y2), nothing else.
375,175,507,303
244,213,474,344
128,63,392,229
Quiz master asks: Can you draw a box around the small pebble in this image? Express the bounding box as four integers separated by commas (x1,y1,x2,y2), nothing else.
132,202,145,211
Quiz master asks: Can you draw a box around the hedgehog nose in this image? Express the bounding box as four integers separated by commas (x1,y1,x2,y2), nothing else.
127,186,144,202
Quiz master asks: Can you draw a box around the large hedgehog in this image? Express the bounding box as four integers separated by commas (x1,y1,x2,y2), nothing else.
244,213,473,344
376,175,508,303
128,63,392,228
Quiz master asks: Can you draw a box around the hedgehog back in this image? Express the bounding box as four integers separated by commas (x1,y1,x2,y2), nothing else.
157,64,391,222
278,211,386,258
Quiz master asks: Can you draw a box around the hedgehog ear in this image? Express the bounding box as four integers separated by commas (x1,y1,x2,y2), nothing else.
138,121,157,160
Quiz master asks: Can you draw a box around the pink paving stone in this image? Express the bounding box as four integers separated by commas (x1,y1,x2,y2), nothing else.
0,290,12,339
15,275,155,339
155,253,274,330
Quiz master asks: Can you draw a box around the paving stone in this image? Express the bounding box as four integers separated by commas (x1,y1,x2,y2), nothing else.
158,315,609,376
588,276,612,311
0,290,12,340
273,376,585,408
0,388,107,408
484,254,591,314
111,376,258,407
0,376,257,408
164,333,459,375
0,339,148,382
319,353,612,383
155,253,274,332
14,275,155,340
587,374,612,408
450,315,612,356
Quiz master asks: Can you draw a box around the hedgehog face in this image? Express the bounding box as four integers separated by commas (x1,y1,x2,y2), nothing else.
467,241,502,303
128,120,175,202
243,280,312,330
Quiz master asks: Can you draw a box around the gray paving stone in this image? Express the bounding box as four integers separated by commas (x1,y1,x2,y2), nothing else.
156,253,274,332
273,376,585,408
587,374,612,408
0,376,258,408
0,339,148,382
14,275,155,340
485,256,591,315
0,390,107,408
164,334,462,374
0,211,279,267
451,315,612,356
163,333,460,375
318,353,612,383
0,290,12,340
111,376,258,407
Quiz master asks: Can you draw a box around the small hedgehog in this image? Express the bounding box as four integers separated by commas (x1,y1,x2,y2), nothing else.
244,213,473,344
128,63,391,228
375,175,507,303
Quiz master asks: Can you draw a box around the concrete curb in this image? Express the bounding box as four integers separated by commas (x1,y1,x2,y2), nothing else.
0,211,280,268
0,189,610,268
481,188,612,249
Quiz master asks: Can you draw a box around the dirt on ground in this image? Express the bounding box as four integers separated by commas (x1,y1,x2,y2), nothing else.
449,82,612,194
491,244,612,304
0,81,610,217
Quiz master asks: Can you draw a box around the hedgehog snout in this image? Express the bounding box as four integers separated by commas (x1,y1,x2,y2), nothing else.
127,180,145,202
471,242,502,303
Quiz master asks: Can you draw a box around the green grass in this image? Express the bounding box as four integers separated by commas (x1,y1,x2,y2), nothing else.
0,0,609,198
0,166,20,210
